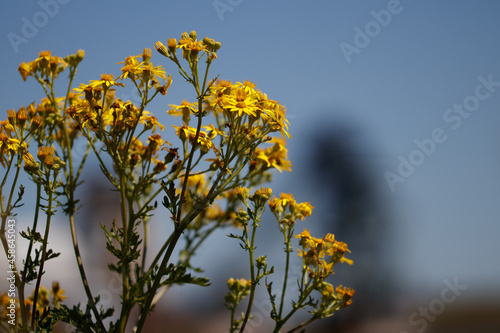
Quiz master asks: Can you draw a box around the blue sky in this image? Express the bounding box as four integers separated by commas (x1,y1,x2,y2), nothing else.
1,0,500,317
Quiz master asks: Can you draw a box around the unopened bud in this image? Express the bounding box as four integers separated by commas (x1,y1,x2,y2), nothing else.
16,108,28,128
154,41,170,57
76,49,85,62
167,38,177,53
235,186,249,204
32,115,43,128
7,110,16,124
143,48,151,64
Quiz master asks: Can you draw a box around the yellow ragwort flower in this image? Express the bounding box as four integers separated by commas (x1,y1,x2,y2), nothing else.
226,88,259,118
89,73,125,89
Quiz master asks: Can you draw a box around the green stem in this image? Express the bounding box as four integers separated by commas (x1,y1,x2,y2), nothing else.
118,174,131,333
134,229,183,333
239,213,259,333
278,227,293,318
274,280,318,333
285,316,317,333
69,213,107,332
18,183,42,329
229,307,236,333
31,171,56,329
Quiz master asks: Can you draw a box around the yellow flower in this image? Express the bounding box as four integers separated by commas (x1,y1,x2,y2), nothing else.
268,193,296,216
167,38,177,52
143,115,165,133
235,186,250,202
1,119,15,136
117,55,142,80
0,135,21,152
37,146,56,166
227,277,251,293
296,202,314,220
157,75,173,95
18,61,32,81
336,285,355,307
227,88,259,118
89,73,125,89
172,124,194,142
235,80,257,94
50,281,67,306
177,32,208,60
253,187,272,201
295,228,312,247
254,138,292,172
262,99,290,139
36,50,52,65
23,152,39,172
202,124,226,139
142,62,167,81
18,50,68,81
148,134,169,152
319,282,336,302
196,133,217,154
168,100,197,123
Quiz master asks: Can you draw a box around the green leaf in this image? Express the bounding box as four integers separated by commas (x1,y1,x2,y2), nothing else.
161,263,210,287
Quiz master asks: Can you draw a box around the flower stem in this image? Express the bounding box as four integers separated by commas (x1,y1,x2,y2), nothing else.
278,228,293,318
31,171,56,329
239,207,262,333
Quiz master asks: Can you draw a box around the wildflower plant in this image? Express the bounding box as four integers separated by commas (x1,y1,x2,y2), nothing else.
0,31,354,333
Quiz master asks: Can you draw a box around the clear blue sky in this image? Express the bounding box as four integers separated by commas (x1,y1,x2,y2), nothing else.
1,0,500,312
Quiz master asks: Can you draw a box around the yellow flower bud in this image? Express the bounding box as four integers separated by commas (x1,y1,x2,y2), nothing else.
76,49,85,62
167,38,177,53
154,41,170,57
235,186,249,203
31,115,43,128
7,110,16,124
16,108,28,128
143,48,151,64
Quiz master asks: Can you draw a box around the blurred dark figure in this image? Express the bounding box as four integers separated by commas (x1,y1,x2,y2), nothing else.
302,122,398,332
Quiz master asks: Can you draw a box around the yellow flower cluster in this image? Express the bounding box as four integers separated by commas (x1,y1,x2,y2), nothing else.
313,281,355,317
155,31,220,65
18,50,75,82
334,284,355,307
4,31,342,332
227,277,252,293
36,146,64,170
0,105,45,167
116,48,172,92
0,282,66,325
252,138,292,173
208,79,290,140
295,229,353,279
268,193,314,224
171,123,223,155
224,277,252,308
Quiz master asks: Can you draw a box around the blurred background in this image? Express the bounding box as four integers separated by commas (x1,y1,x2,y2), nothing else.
1,0,500,332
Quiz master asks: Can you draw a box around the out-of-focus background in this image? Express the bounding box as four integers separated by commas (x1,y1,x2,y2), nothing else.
1,1,500,332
